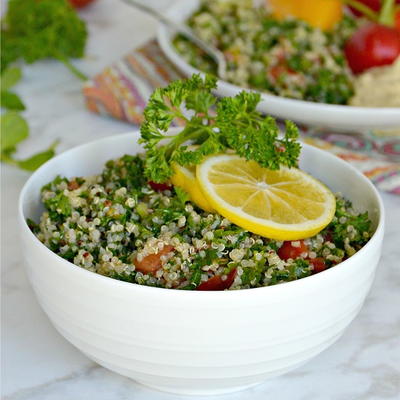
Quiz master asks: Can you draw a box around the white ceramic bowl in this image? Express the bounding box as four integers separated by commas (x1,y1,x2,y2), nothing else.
157,0,400,132
18,131,384,396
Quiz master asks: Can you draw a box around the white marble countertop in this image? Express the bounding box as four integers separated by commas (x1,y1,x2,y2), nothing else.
1,0,400,399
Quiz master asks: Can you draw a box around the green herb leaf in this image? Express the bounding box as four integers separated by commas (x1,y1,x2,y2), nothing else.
1,91,25,110
1,112,58,171
0,111,29,152
140,74,301,183
26,218,40,234
329,197,372,248
17,140,58,171
174,186,189,206
1,67,22,90
44,192,72,217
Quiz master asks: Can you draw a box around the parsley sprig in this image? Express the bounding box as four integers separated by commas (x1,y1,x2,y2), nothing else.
140,74,301,183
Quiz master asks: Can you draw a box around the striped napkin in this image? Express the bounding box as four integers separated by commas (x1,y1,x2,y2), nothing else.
83,39,400,195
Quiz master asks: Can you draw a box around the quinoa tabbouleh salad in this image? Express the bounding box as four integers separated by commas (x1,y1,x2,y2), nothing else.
174,0,357,104
29,75,372,290
173,0,400,107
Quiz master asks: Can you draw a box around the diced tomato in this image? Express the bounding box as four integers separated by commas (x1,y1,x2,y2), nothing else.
309,257,327,274
324,232,333,242
269,63,295,81
277,240,308,261
270,64,287,80
67,180,80,190
148,181,172,192
134,245,174,275
197,268,237,291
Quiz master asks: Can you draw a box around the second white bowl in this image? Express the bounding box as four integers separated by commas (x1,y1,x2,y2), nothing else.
157,0,400,131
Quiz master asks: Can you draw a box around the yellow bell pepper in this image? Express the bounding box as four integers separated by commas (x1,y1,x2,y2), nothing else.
268,0,343,31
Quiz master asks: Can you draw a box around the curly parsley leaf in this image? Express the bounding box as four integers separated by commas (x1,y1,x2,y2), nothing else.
217,93,301,170
140,74,301,182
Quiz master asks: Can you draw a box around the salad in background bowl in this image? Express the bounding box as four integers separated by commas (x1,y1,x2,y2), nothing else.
157,0,400,131
18,75,384,395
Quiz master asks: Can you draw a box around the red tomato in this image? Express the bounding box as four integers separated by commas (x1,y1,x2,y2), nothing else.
277,240,308,261
324,232,333,242
396,11,400,32
148,181,172,192
134,245,174,275
309,257,327,274
345,23,400,73
68,0,97,7
197,268,237,291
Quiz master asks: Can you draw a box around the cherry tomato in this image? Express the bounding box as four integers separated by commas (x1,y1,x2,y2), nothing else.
134,245,174,275
277,240,308,261
68,0,97,7
309,257,327,274
345,23,400,73
148,181,172,192
197,268,237,291
396,11,400,32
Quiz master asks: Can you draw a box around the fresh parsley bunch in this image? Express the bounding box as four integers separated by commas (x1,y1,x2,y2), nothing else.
1,0,88,171
140,74,301,183
1,0,88,80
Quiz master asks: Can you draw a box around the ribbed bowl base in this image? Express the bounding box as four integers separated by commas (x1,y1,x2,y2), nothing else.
136,380,263,396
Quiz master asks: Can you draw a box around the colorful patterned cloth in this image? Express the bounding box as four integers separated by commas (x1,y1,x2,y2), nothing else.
83,39,400,195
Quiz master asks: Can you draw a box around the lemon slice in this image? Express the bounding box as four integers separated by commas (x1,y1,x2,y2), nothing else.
171,163,214,212
196,154,336,240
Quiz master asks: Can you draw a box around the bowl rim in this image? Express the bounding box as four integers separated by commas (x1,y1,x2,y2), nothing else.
157,0,400,115
18,131,385,298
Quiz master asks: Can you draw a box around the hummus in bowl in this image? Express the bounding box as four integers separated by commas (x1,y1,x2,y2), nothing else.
350,57,400,108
